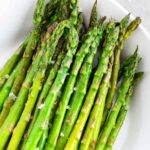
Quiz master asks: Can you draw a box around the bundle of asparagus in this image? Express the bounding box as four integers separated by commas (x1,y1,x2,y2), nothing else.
0,0,143,150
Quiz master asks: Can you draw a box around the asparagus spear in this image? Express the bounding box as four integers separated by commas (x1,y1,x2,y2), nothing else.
22,4,78,148
95,49,141,150
105,14,130,109
0,62,23,124
59,0,70,20
79,56,114,150
89,0,98,28
22,25,78,150
22,43,66,145
33,0,45,26
76,12,84,38
57,22,119,150
87,55,114,150
38,27,97,150
7,20,74,150
37,92,63,150
0,38,44,125
52,26,103,149
0,0,47,90
118,17,141,78
92,15,130,145
0,37,29,90
22,65,63,149
124,17,141,40
35,16,83,150
0,21,58,149
43,0,59,24
21,38,64,147
45,26,101,150
47,0,69,25
0,61,22,113
102,16,141,126
0,0,47,113
119,52,139,79
36,15,84,150
0,27,41,112
105,72,144,150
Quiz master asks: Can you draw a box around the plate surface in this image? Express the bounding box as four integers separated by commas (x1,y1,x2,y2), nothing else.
0,0,150,149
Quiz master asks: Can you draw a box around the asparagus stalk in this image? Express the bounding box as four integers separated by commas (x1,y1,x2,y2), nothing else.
35,16,83,150
55,27,103,149
7,20,73,150
119,52,139,79
0,37,29,89
0,0,47,91
79,56,114,150
105,72,144,150
43,0,59,24
23,25,78,150
0,61,22,113
59,0,70,20
47,0,69,25
102,16,141,126
0,39,44,125
69,1,78,27
42,28,97,149
22,43,66,145
76,12,84,38
0,61,22,124
37,92,63,150
0,21,58,149
46,26,101,150
89,0,98,28
95,49,141,150
22,4,78,148
0,27,41,112
124,17,141,40
57,22,119,150
33,0,45,26
36,14,84,150
92,15,130,145
118,17,141,79
0,0,47,114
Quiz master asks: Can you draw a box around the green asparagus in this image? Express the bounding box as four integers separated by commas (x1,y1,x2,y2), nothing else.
89,0,98,28
0,1,144,150
101,14,130,126
57,22,119,150
0,28,41,112
38,14,85,150
23,25,79,150
124,17,141,40
102,16,141,127
95,49,141,150
22,43,66,146
0,61,22,124
61,26,104,150
0,37,29,89
87,55,114,150
0,22,58,150
47,26,101,150
105,72,144,150
7,20,74,150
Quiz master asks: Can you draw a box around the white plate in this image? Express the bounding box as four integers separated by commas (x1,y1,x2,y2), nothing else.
0,0,150,149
